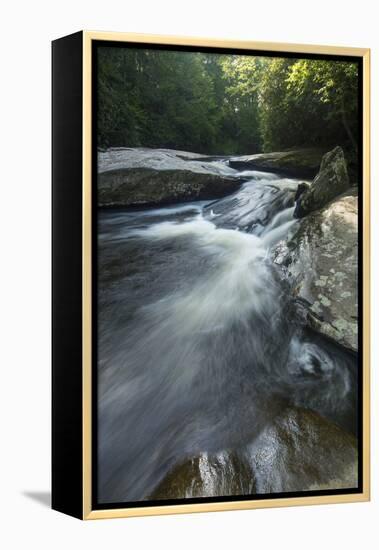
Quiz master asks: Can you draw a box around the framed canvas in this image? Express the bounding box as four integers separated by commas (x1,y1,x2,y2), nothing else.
52,31,370,520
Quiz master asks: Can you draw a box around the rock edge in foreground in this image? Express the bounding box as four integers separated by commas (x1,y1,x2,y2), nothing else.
150,408,357,499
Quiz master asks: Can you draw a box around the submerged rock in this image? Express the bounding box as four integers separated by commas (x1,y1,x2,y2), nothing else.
150,407,358,499
294,146,350,218
203,178,297,233
98,148,240,207
273,188,358,351
228,148,325,178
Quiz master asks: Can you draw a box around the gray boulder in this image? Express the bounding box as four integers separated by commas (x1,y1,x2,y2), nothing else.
229,148,325,178
98,168,241,207
150,407,357,499
98,147,226,172
273,188,358,351
294,146,350,218
98,148,240,207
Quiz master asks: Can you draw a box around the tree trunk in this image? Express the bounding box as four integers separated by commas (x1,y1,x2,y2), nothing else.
341,97,358,154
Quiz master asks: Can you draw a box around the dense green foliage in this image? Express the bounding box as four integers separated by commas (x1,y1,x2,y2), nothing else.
259,58,359,156
97,47,359,160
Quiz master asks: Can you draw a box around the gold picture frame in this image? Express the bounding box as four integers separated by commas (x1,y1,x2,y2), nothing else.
52,30,370,520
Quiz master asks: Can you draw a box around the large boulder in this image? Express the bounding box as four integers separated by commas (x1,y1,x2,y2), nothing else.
273,188,358,351
150,408,358,499
294,146,350,218
98,148,240,207
228,148,325,178
98,168,241,207
98,147,227,172
245,408,358,493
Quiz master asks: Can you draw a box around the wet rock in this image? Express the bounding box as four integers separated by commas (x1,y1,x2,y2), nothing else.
228,148,325,178
273,188,358,351
246,408,358,493
294,146,350,218
294,182,310,201
151,450,253,499
98,148,240,207
203,178,297,232
150,407,358,499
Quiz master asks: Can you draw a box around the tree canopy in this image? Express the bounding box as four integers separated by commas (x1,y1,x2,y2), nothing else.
97,46,359,166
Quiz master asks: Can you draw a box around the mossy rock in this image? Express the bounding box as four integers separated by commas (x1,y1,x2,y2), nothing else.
229,148,326,178
294,146,350,218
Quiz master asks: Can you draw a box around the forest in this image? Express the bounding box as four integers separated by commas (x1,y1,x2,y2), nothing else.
97,46,359,168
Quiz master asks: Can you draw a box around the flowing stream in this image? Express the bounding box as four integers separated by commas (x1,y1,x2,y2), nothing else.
97,167,357,503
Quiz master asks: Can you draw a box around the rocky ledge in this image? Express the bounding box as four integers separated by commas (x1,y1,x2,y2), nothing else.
98,148,241,207
228,148,326,178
